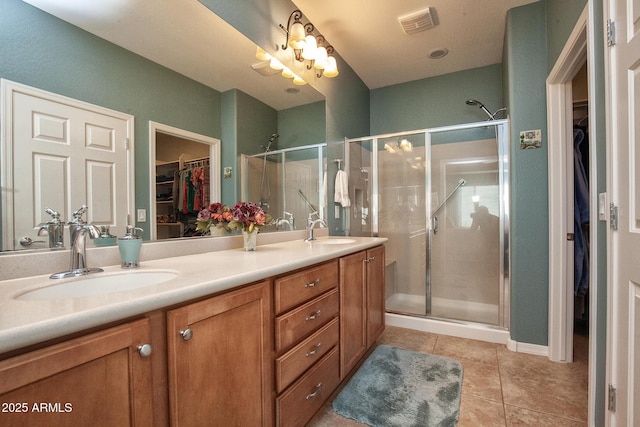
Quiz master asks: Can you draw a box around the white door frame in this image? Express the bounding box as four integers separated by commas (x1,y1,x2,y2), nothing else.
149,121,220,240
547,3,600,422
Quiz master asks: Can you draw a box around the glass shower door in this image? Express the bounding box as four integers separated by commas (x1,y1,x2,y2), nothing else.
349,133,429,316
428,126,504,325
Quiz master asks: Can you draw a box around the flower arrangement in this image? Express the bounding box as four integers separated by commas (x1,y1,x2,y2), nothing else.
196,202,233,234
227,201,272,233
196,202,273,235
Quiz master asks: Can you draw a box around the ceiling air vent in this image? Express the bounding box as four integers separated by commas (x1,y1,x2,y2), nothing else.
398,7,436,35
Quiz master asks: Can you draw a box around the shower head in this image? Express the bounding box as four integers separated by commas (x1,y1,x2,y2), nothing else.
260,134,279,152
465,99,504,120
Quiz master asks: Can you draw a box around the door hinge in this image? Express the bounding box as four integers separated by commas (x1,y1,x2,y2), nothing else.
610,203,618,230
608,384,617,411
607,19,616,46
125,138,130,150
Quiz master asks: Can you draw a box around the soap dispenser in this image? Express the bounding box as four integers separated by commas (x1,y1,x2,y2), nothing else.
118,225,143,268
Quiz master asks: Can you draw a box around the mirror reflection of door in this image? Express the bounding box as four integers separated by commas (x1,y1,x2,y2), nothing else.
149,122,220,240
1,80,134,251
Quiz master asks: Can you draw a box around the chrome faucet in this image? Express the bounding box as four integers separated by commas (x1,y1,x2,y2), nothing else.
35,208,65,249
50,205,104,279
275,211,295,231
305,211,326,242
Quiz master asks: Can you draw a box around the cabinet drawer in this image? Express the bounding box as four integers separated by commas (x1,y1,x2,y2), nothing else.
275,317,339,393
276,347,340,427
275,260,338,315
275,288,339,352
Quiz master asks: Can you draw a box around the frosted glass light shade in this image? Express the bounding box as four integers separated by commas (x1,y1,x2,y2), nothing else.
301,35,317,61
289,22,306,50
314,46,328,70
292,75,307,85
256,46,270,61
269,57,284,70
281,66,295,78
323,56,339,77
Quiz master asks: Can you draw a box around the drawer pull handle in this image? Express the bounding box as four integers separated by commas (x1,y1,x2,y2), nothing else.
306,383,323,400
306,342,322,357
179,328,193,341
306,310,321,321
305,279,321,288
364,256,376,263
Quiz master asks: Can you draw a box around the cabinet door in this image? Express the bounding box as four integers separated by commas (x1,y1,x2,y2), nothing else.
366,246,386,347
0,318,154,427
167,281,273,427
339,250,367,378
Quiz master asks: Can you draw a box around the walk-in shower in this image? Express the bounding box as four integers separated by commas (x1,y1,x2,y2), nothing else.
346,120,509,331
241,144,326,230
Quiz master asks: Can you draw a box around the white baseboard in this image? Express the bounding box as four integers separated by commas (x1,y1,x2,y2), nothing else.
507,338,549,357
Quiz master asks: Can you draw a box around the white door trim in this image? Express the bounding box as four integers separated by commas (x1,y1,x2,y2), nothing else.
149,121,221,240
547,4,601,424
546,6,589,364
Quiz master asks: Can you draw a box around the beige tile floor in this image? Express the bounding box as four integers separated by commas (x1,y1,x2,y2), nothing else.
308,326,588,426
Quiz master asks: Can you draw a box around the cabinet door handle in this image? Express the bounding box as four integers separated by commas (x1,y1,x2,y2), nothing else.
305,278,321,288
305,310,321,321
305,383,323,400
364,256,375,263
179,328,193,341
137,343,153,358
305,342,322,357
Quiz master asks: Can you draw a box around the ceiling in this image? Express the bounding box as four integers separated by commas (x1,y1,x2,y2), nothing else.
22,0,537,110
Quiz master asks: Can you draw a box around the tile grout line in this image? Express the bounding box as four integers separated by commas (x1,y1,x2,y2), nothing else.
496,346,508,426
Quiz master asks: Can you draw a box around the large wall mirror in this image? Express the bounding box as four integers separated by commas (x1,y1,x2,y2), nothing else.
0,0,325,252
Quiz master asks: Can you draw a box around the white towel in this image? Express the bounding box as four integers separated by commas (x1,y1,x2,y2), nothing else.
322,171,327,208
334,170,351,207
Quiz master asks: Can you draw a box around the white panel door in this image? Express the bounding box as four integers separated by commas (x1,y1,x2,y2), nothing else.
606,0,640,424
1,80,133,251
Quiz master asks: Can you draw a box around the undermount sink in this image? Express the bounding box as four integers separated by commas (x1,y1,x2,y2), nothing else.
312,238,357,245
15,270,178,301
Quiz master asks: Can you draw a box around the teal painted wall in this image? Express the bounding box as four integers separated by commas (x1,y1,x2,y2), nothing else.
278,101,326,149
505,1,549,346
0,0,222,240
546,0,589,72
370,64,504,134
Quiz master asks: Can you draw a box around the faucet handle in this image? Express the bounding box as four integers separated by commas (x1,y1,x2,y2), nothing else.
69,205,89,224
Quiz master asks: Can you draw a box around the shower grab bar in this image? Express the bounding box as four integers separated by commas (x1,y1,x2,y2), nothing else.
431,178,466,234
298,189,317,213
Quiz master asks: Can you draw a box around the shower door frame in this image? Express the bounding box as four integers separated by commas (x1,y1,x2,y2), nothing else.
346,119,510,328
241,143,327,221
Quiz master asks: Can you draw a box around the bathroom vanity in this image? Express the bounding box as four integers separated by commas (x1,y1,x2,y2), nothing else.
0,236,386,426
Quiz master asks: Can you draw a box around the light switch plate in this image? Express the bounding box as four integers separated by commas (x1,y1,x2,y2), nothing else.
137,208,147,222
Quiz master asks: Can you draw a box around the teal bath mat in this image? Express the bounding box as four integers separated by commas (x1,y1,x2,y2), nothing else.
332,345,463,427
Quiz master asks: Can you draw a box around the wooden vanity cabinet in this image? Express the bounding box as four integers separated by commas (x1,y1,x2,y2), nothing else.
0,318,154,427
166,280,273,427
340,246,385,378
273,261,341,427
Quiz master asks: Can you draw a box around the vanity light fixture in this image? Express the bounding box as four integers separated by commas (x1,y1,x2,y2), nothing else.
255,46,307,85
279,9,339,78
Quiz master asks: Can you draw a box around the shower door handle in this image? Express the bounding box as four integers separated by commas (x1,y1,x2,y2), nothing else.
432,216,438,234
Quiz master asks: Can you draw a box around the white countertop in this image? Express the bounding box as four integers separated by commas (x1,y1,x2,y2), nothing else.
0,236,386,354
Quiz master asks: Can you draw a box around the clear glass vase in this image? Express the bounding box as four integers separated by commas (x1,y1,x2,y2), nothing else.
242,229,258,251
